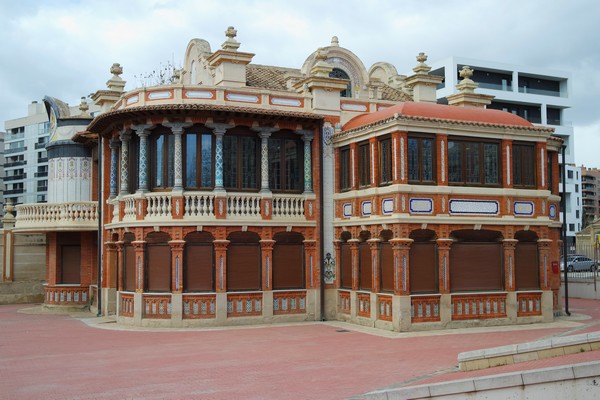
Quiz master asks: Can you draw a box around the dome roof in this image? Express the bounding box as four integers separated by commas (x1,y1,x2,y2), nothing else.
343,102,533,131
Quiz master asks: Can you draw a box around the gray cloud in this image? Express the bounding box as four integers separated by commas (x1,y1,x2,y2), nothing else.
2,0,599,164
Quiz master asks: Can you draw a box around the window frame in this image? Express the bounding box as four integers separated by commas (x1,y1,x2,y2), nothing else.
407,133,437,184
358,140,371,188
150,129,175,191
183,131,214,190
378,136,393,186
448,138,501,187
268,132,304,193
512,142,537,189
339,146,351,192
222,132,260,192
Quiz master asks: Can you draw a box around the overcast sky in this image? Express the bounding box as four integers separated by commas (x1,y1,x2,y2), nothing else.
1,0,599,166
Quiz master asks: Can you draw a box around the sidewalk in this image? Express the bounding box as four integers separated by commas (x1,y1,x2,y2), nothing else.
1,299,599,400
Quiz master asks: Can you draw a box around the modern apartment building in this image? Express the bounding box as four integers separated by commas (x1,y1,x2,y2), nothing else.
581,166,600,226
0,131,4,217
3,101,51,205
428,57,580,249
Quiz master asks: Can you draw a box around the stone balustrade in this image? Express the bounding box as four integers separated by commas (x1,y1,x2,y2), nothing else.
15,202,99,231
108,191,315,226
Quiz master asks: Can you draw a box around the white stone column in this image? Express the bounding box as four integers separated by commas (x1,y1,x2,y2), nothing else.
252,126,279,194
206,123,234,192
109,139,120,198
132,124,153,193
119,129,131,195
297,129,314,194
163,122,192,193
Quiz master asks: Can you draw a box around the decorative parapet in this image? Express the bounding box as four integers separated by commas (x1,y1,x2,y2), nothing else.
15,202,99,232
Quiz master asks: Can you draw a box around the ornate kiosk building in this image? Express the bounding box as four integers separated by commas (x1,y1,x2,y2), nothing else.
13,28,563,330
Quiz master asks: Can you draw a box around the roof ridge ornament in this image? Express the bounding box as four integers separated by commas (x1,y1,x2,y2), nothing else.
456,65,479,93
412,52,432,74
222,26,241,51
331,36,339,46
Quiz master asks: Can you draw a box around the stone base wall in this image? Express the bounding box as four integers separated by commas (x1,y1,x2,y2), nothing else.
0,281,45,304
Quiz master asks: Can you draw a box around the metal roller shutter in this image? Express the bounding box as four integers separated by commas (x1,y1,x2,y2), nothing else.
450,243,503,292
409,242,438,293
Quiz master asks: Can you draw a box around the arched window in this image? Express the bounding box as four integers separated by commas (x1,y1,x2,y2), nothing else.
329,68,352,98
184,231,214,292
223,129,259,190
273,232,305,289
227,231,261,291
409,229,438,294
146,232,171,292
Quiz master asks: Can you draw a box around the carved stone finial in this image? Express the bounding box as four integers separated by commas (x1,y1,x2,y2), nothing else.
110,63,123,78
331,36,339,46
222,26,241,51
459,65,474,81
3,198,14,218
225,26,237,39
315,47,327,61
310,48,333,77
79,96,90,115
412,52,431,74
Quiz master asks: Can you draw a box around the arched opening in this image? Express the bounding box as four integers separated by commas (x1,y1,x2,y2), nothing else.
329,68,352,98
227,231,261,291
409,229,438,294
146,232,171,292
184,231,215,292
450,229,503,292
515,230,540,290
273,232,305,290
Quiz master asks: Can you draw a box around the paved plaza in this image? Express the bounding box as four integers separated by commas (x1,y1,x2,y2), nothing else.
1,299,599,399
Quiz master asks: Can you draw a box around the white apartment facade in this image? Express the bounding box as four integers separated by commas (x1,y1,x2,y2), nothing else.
3,101,50,205
428,57,580,250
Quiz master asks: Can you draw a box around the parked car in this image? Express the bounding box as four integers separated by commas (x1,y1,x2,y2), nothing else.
561,255,597,272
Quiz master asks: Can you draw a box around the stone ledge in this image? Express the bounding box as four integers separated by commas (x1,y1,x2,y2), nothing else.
458,332,599,371
360,361,600,400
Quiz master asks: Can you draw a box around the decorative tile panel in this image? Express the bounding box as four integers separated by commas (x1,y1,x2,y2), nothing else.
225,93,259,103
340,102,368,112
382,198,394,215
514,201,535,216
147,90,173,100
549,204,557,219
361,201,372,216
184,90,214,99
409,198,433,214
343,203,352,218
449,199,499,215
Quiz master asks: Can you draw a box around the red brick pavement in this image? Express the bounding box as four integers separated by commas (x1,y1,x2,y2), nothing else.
0,298,598,400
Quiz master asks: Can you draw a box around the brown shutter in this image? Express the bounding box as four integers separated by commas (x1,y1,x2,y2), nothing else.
515,243,539,290
380,243,394,292
450,243,503,292
227,244,261,291
410,243,438,293
184,244,214,292
147,245,171,292
124,245,136,291
359,243,372,290
273,243,304,289
61,245,81,284
340,243,352,289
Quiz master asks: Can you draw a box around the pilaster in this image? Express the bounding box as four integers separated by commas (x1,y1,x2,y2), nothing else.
213,240,230,292
390,238,413,295
436,239,453,294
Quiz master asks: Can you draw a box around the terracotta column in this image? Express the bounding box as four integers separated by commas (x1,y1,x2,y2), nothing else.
213,240,230,292
169,240,185,293
503,239,518,291
132,240,146,292
304,240,318,289
390,238,413,295
538,239,553,290
332,240,342,288
116,241,124,292
348,239,360,290
260,240,275,290
436,239,453,293
368,238,381,293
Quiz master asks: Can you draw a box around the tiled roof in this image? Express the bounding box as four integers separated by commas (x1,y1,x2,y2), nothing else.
343,101,543,131
246,64,302,91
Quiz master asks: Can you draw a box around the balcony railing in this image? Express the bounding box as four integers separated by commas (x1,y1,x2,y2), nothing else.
15,201,99,231
110,191,314,225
